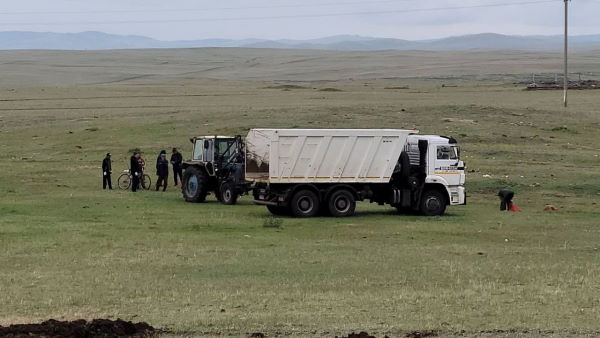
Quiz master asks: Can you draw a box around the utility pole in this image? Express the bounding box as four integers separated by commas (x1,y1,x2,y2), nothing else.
563,0,570,107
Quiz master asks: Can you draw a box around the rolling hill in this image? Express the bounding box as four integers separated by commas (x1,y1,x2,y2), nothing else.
1,31,599,51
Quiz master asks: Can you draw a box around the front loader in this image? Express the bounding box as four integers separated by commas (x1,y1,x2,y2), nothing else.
181,135,247,205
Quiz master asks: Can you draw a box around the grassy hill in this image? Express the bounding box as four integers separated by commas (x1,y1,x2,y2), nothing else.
0,48,599,336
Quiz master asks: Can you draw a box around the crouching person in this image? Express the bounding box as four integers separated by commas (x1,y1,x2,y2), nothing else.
498,189,521,212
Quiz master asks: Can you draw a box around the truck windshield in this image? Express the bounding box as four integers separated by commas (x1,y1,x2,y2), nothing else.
437,145,459,160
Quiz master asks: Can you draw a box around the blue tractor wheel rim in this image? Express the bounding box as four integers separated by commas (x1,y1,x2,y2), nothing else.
187,176,199,196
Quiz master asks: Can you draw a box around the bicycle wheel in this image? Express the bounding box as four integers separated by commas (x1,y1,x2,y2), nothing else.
117,173,131,190
141,174,152,190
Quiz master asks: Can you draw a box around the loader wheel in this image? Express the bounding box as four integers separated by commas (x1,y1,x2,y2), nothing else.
267,205,290,216
215,184,223,202
219,182,238,205
327,189,356,217
182,167,207,203
420,189,447,216
290,189,320,218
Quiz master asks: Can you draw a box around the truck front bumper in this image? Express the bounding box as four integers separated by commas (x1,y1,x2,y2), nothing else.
448,186,466,205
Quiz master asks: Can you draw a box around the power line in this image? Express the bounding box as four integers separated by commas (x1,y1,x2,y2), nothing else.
0,0,557,26
0,0,414,16
0,0,541,16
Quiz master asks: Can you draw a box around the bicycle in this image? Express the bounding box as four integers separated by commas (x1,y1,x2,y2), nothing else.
117,170,152,190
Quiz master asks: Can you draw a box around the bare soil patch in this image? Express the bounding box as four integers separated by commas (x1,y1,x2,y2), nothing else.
337,332,378,338
0,319,155,337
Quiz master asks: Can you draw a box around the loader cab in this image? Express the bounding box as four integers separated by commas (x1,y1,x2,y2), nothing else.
182,135,246,205
190,136,238,165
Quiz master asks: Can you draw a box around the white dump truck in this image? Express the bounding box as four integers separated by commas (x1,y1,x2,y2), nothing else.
181,129,466,217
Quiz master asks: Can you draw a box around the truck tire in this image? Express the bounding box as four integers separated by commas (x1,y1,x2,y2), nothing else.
219,182,238,205
290,189,320,218
182,167,207,203
420,190,447,216
267,205,290,216
327,189,356,217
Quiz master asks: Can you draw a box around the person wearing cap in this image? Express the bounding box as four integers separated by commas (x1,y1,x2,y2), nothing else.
130,151,142,192
155,151,169,192
171,148,183,187
102,153,113,190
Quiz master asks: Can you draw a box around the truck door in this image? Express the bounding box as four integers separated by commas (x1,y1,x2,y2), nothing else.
203,139,214,162
432,144,461,186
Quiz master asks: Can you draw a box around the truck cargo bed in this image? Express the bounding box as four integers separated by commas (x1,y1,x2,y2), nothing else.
246,129,415,184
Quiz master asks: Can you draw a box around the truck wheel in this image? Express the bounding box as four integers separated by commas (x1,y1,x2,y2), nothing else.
267,205,290,216
290,189,320,218
220,182,238,205
182,167,207,203
420,190,447,216
328,190,356,217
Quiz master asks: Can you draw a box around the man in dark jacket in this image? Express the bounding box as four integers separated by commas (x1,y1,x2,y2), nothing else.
102,153,112,190
171,148,183,186
130,151,142,192
156,152,169,192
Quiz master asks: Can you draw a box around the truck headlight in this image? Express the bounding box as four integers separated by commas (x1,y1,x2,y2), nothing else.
451,191,459,203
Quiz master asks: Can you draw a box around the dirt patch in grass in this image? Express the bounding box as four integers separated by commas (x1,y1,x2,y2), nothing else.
0,319,155,337
337,332,378,338
405,331,438,338
264,84,308,90
336,331,600,338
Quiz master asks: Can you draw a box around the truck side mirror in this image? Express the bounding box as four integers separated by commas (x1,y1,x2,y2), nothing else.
204,140,210,149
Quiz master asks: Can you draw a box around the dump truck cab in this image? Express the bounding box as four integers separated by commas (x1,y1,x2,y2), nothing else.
405,135,466,209
181,135,246,204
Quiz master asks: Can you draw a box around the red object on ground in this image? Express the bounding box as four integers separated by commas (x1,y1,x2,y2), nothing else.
509,203,522,212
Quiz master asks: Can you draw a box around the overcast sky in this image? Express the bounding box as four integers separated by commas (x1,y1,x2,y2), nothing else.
1,0,599,40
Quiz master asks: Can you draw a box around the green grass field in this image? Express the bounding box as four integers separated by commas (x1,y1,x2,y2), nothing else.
1,48,600,337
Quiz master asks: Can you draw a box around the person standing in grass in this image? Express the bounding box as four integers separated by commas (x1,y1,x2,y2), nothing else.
102,153,112,190
155,151,169,192
130,151,142,192
171,147,183,187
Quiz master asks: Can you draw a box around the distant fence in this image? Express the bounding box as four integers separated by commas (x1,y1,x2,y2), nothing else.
525,72,600,90
527,72,600,84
